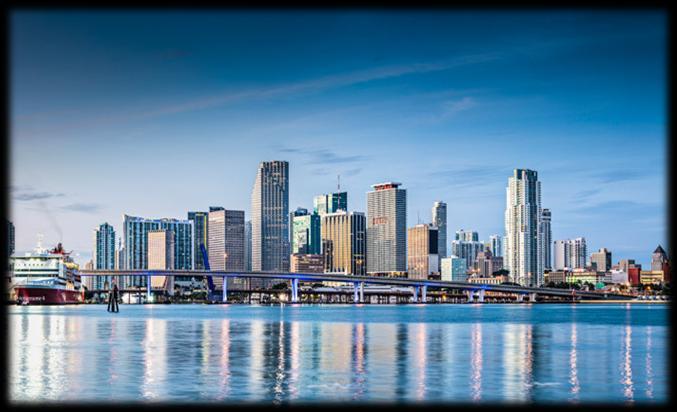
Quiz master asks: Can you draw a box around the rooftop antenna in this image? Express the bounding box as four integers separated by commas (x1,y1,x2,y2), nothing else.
417,210,421,224
337,174,341,192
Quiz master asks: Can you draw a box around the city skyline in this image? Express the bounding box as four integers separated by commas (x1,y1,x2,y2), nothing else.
10,11,666,267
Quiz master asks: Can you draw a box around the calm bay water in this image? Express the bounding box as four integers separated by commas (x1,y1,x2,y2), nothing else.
9,303,668,404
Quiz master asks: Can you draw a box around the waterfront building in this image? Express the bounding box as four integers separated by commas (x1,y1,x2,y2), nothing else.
553,238,587,270
539,209,552,271
407,224,439,280
590,248,612,272
546,269,610,286
290,253,324,273
455,229,479,242
7,220,14,258
122,215,193,288
290,207,321,254
313,192,348,216
251,161,290,284
628,263,643,286
467,274,510,285
431,201,447,259
618,259,637,273
244,220,252,271
450,238,484,271
440,256,467,282
489,234,503,258
147,229,175,292
610,269,629,285
651,245,670,282
208,207,245,290
474,248,504,277
93,223,116,290
187,211,209,270
321,211,366,275
504,169,543,286
640,270,666,285
366,182,407,276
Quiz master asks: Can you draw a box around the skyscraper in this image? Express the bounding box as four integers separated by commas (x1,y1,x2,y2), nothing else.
407,224,439,280
489,234,503,258
553,238,587,270
651,245,668,271
539,209,552,271
321,211,366,275
455,229,479,242
147,229,175,292
431,201,447,259
504,169,543,286
366,182,407,276
590,248,612,272
93,223,116,290
251,161,290,279
7,220,14,258
290,207,321,254
441,256,467,282
451,238,484,271
313,192,348,216
208,207,245,290
244,220,252,272
188,211,209,270
123,215,193,288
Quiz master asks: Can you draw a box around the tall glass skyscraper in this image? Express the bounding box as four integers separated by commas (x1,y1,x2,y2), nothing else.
539,209,552,271
504,169,543,286
188,211,209,270
123,215,193,287
93,222,115,290
208,207,245,290
313,192,348,216
251,161,290,278
244,220,252,271
431,201,447,259
366,182,407,276
489,234,503,258
321,211,366,275
290,207,321,255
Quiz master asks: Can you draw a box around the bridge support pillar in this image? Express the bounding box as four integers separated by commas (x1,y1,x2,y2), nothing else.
529,292,537,303
359,282,364,303
223,276,228,303
291,278,299,303
413,286,420,303
516,294,524,303
422,285,427,303
466,290,475,303
146,275,151,303
354,283,359,303
477,289,485,303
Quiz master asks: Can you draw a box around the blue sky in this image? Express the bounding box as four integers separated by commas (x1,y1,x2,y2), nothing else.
10,10,666,267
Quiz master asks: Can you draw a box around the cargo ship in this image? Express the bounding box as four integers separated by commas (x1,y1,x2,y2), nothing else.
9,238,85,305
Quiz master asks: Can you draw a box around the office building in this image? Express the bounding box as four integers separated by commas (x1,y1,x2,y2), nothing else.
407,224,439,280
188,211,209,270
539,209,552,270
366,182,407,276
455,229,479,242
489,234,503,258
651,245,670,283
504,169,543,286
290,207,321,254
208,207,245,290
553,238,587,270
474,248,504,277
313,192,348,216
451,238,484,271
148,229,175,292
321,211,366,275
251,161,290,282
115,238,125,270
93,223,116,290
123,215,193,288
590,248,612,272
290,253,324,273
7,220,14,258
441,256,467,282
431,201,447,258
244,220,252,271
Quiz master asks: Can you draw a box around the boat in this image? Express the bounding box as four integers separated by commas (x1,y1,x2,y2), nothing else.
9,237,85,305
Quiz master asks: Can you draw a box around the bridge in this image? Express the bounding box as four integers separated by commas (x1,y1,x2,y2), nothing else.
78,269,633,303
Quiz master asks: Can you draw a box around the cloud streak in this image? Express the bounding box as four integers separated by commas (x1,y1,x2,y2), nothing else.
57,203,104,214
13,189,65,201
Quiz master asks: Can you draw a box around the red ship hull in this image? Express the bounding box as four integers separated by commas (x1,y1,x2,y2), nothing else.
15,286,85,305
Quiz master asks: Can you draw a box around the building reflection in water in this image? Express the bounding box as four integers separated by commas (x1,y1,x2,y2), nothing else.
249,320,264,400
142,318,167,399
410,323,427,401
622,324,634,402
502,324,534,402
471,323,482,402
395,323,409,401
645,326,653,399
288,321,300,400
569,322,580,401
350,322,368,400
219,319,231,399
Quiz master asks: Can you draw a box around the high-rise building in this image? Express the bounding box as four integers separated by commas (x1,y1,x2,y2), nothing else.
188,211,209,270
590,248,612,272
321,211,366,275
504,169,543,286
618,259,636,273
208,208,245,290
540,209,552,271
407,224,439,280
147,229,175,292
313,192,348,216
366,182,407,276
450,238,484,271
7,220,15,258
115,238,125,270
489,234,503,258
244,220,252,272
455,229,479,242
123,215,193,288
553,238,587,270
93,223,116,290
474,248,504,277
290,207,321,255
441,256,467,282
251,161,290,281
290,254,324,273
651,245,670,283
431,201,447,259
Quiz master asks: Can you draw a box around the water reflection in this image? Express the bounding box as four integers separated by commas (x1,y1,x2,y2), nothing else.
9,305,668,404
